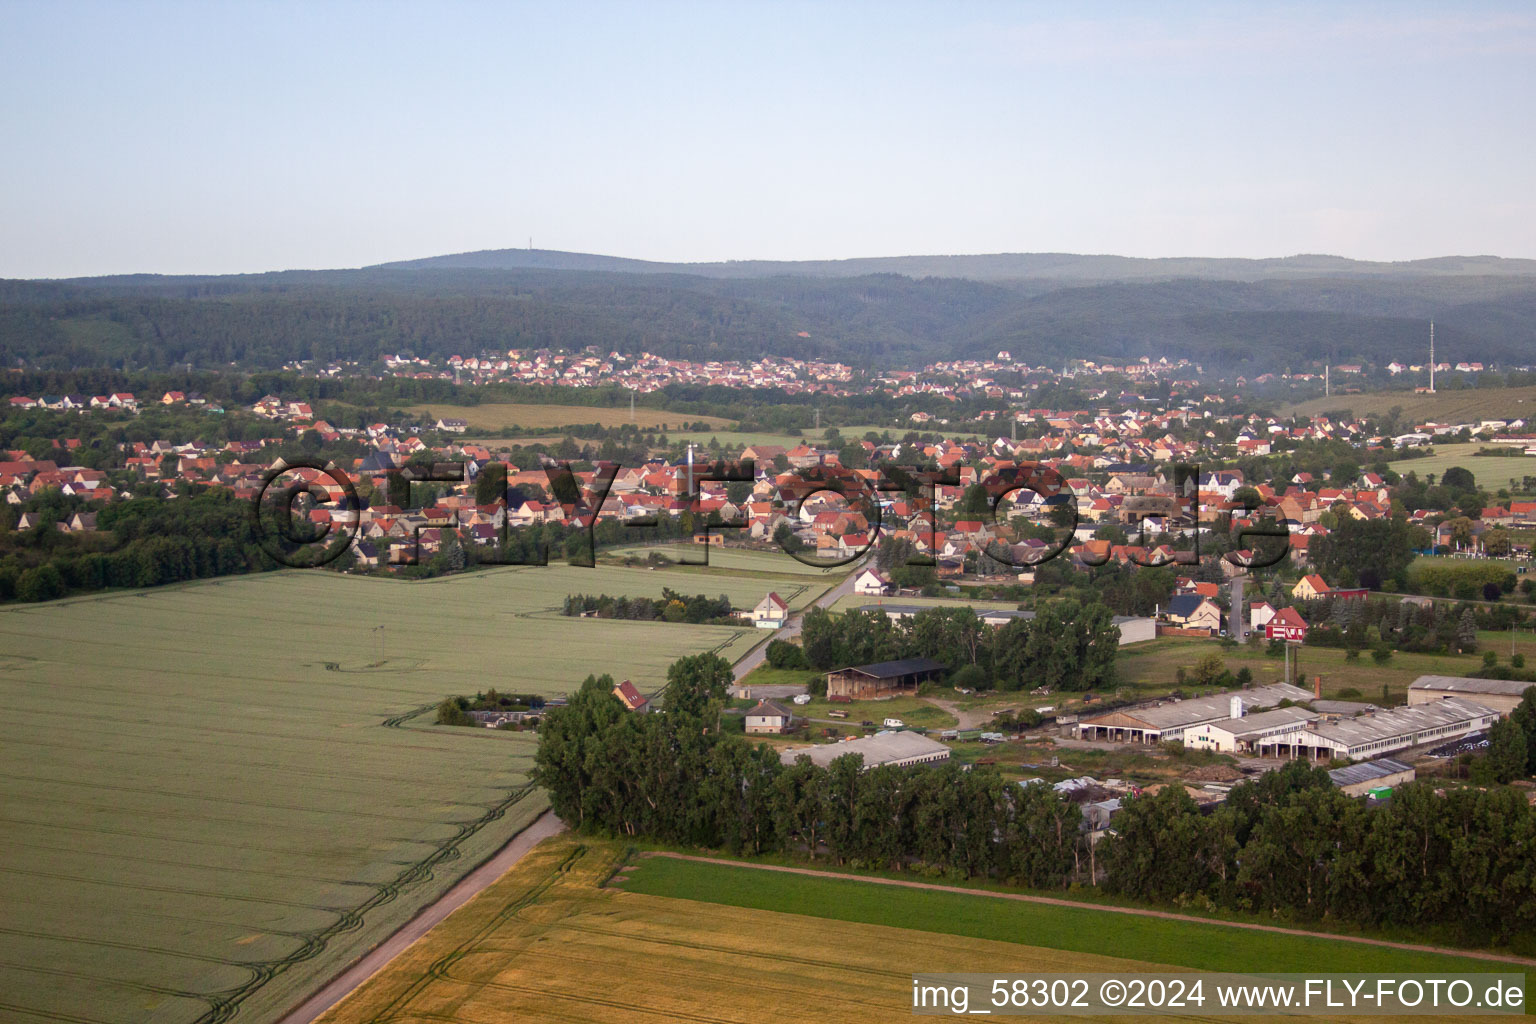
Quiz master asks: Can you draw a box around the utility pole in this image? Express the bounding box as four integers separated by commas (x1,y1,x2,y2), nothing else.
1324,364,1330,397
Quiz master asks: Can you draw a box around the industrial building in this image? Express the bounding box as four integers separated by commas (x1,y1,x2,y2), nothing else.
777,730,951,770
1186,698,1499,761
1074,683,1314,744
1408,675,1534,715
1328,758,1416,797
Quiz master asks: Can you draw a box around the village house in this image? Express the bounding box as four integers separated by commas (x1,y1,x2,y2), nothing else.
744,699,792,734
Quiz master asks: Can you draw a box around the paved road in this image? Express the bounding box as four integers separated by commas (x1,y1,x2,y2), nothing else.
732,556,869,689
276,810,566,1024
643,851,1536,969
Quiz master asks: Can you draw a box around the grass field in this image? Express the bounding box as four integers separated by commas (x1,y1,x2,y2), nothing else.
1114,631,1536,705
0,562,787,1024
602,543,848,582
1389,442,1535,492
318,835,1509,1024
407,402,735,432
831,594,1023,615
1286,384,1536,423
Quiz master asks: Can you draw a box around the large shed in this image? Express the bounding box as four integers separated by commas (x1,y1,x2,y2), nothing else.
825,657,947,700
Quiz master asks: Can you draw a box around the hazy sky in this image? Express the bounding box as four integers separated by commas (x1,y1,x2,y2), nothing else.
3,1,1534,277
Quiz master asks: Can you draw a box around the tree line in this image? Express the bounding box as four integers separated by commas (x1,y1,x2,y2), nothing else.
532,659,1536,945
796,600,1120,692
562,588,735,624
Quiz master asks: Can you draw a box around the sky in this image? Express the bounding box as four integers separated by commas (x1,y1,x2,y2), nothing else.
3,1,1534,278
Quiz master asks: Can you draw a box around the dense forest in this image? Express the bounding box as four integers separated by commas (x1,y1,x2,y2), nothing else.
4,257,1535,372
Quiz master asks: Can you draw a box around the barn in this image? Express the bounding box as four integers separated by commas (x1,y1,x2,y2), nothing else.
825,657,947,700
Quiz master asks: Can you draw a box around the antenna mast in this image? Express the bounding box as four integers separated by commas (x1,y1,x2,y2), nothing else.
1428,321,1436,393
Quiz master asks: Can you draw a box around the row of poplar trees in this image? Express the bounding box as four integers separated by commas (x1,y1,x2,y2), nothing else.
532,655,1536,943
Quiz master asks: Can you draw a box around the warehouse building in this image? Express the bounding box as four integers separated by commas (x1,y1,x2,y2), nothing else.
1074,683,1314,744
778,731,951,770
1328,758,1416,797
1185,704,1321,753
1303,698,1500,761
1407,675,1534,716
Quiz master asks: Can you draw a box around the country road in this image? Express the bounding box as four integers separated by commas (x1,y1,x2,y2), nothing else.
276,810,566,1024
732,555,869,688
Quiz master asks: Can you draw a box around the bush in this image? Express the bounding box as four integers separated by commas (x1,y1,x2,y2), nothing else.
950,663,992,692
1514,654,1527,669
765,639,807,670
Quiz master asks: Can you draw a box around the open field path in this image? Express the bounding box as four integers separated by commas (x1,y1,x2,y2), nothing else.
642,851,1536,969
277,811,566,1024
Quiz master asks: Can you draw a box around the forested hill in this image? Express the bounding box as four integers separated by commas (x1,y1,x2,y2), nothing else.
2,252,1534,373
377,248,1536,283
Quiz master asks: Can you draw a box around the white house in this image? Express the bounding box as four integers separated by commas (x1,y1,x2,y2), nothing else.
750,591,789,629
852,568,889,596
1250,600,1276,632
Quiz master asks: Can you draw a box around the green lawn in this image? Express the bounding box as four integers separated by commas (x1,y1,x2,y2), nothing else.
796,694,958,730
1389,442,1536,492
0,561,784,1024
618,855,1510,974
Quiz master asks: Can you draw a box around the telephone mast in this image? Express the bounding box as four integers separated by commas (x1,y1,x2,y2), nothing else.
1428,321,1436,393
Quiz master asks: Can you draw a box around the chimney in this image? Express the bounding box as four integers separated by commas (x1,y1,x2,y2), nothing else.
1314,675,1322,699
1230,695,1243,720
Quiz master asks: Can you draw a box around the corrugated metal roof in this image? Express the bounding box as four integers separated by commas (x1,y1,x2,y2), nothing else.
1408,675,1535,698
778,731,950,769
839,657,948,679
1328,757,1415,788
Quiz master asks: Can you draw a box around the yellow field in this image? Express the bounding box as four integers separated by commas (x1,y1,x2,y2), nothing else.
1285,384,1536,422
317,836,1204,1024
410,402,734,431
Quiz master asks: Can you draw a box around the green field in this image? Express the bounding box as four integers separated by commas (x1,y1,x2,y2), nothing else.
0,562,788,1024
407,401,734,432
603,543,847,583
831,594,1023,615
322,833,1509,1024
1114,631,1536,705
1389,442,1535,492
1287,384,1536,423
619,855,1509,975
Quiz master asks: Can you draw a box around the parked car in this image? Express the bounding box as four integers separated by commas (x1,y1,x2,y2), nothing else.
883,717,905,728
792,693,811,705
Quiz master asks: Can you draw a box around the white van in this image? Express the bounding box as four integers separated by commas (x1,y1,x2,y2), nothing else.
882,717,904,728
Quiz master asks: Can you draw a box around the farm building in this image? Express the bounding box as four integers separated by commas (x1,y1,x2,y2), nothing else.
1184,703,1322,753
777,730,950,770
744,699,792,734
1328,757,1416,797
825,657,947,700
1407,675,1534,716
1282,698,1498,761
1074,682,1313,745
